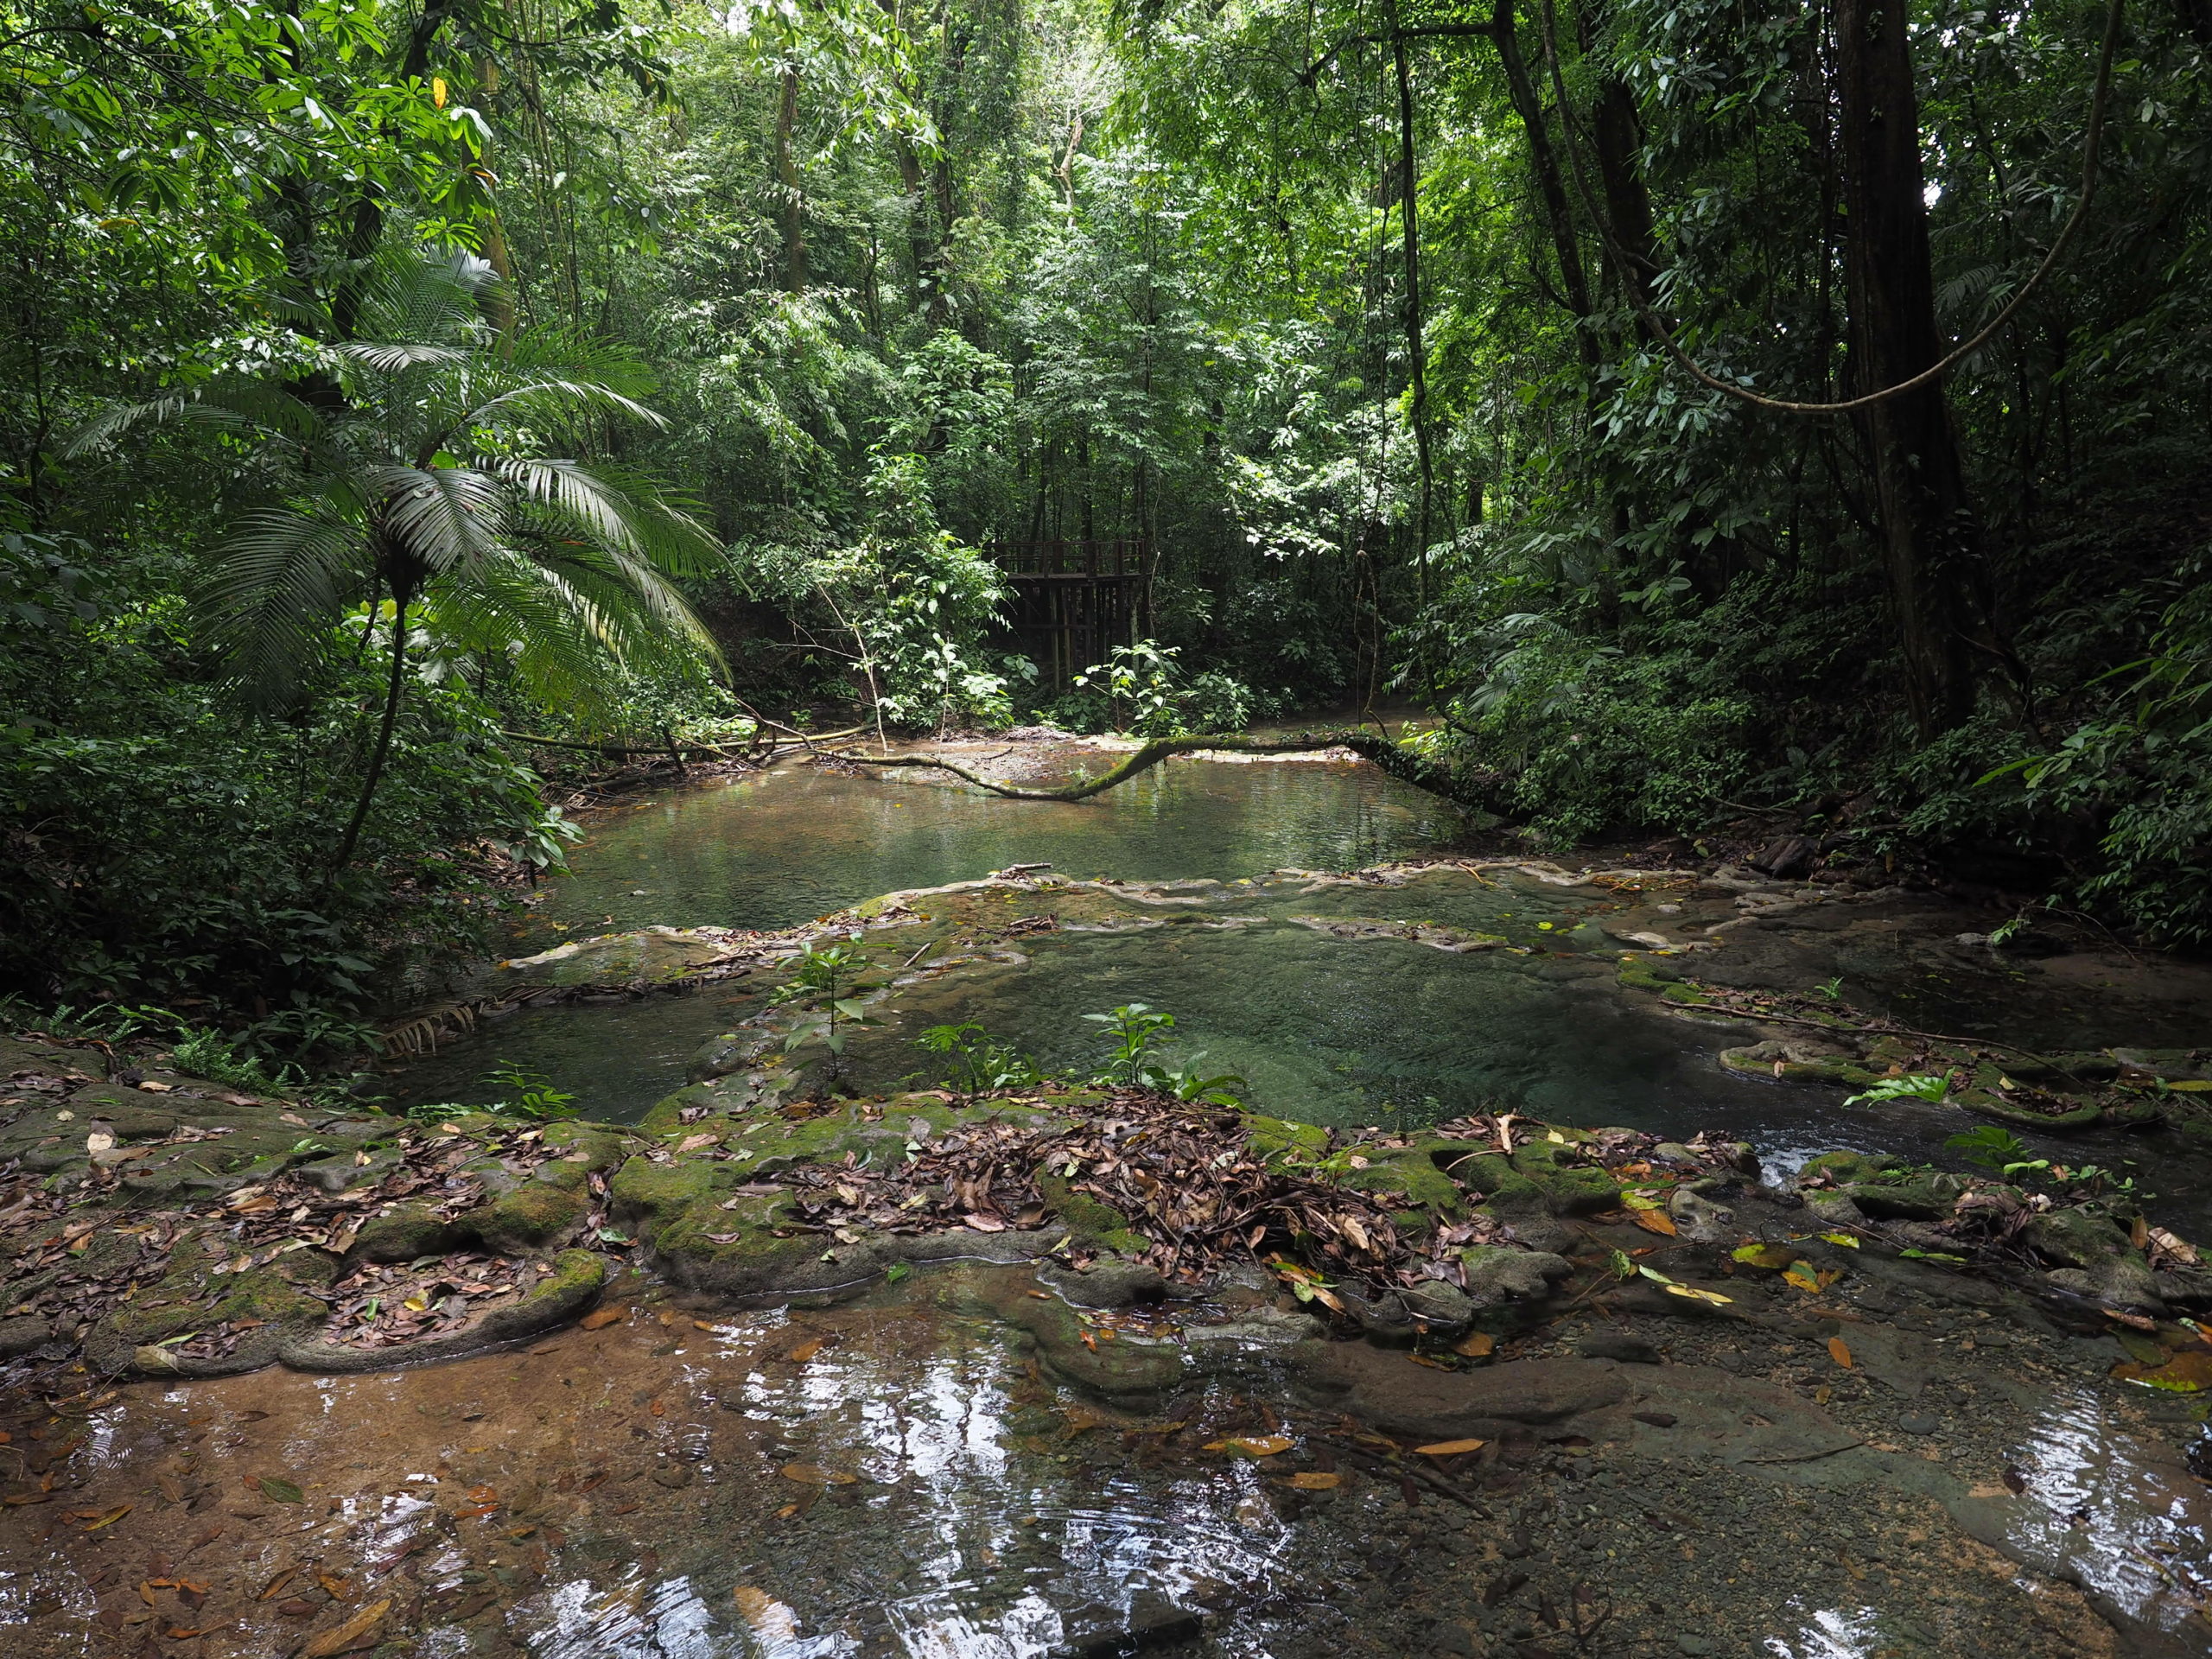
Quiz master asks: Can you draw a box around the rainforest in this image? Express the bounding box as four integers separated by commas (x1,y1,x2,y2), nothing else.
3,0,2212,1655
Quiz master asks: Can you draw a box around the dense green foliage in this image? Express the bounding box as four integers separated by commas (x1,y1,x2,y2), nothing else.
2,0,2209,1048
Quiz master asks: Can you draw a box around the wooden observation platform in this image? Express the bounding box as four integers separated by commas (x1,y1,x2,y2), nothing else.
986,538,1152,687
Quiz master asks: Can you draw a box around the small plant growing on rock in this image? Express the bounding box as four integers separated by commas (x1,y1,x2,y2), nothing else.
1946,1123,2030,1170
1082,1002,1249,1104
916,1021,1041,1093
773,941,880,1077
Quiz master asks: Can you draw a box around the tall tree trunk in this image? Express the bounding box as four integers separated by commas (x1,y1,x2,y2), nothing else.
1388,1,1435,601
478,56,518,352
329,594,411,880
775,67,809,291
1491,0,1599,367
1573,0,1659,316
1834,0,1982,734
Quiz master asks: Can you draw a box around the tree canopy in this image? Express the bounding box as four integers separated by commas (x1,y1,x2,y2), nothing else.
3,0,2209,1037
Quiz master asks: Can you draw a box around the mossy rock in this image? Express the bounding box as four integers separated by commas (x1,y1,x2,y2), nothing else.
1618,957,1708,1001
1838,1176,1961,1222
475,1181,592,1253
1799,1149,1910,1186
2024,1207,2133,1268
1034,1171,1148,1256
346,1205,465,1264
277,1249,608,1374
1246,1115,1330,1160
610,1154,727,1239
1952,1088,2103,1131
1341,1144,1464,1216
1505,1140,1622,1214
1719,1042,1882,1089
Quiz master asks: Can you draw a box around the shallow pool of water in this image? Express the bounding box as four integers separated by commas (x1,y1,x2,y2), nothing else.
532,753,1462,935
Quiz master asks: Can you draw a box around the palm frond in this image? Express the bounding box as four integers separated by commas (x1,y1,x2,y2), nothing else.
328,340,473,373
367,464,509,576
494,458,721,575
356,251,491,349
65,380,323,458
460,376,670,436
197,500,370,707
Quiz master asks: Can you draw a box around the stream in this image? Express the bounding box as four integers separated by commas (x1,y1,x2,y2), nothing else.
7,743,2212,1659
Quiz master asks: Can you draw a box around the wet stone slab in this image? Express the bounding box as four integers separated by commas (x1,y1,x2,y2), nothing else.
2,1246,2208,1658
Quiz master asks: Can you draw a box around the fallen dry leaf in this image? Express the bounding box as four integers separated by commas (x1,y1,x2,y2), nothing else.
1414,1439,1487,1457
1203,1435,1293,1457
1632,1208,1678,1236
1283,1471,1340,1490
299,1597,392,1658
734,1587,801,1643
579,1306,627,1331
1452,1332,1495,1359
1827,1336,1854,1369
787,1338,825,1363
778,1463,857,1486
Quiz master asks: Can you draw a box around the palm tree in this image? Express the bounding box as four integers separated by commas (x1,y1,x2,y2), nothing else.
79,253,724,875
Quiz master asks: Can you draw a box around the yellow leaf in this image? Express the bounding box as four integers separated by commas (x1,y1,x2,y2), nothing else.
432,77,448,109
1203,1435,1293,1458
1414,1438,1486,1456
1827,1336,1854,1369
1663,1284,1733,1306
1633,1208,1678,1236
1284,1471,1339,1489
1819,1231,1860,1249
1619,1188,1665,1211
83,1503,132,1531
1732,1243,1797,1269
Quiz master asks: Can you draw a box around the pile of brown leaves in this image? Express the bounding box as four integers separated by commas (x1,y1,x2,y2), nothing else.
323,1253,551,1349
774,1092,1515,1299
0,1121,587,1363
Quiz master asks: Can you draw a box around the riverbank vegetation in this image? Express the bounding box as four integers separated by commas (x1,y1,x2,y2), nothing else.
3,0,2208,1046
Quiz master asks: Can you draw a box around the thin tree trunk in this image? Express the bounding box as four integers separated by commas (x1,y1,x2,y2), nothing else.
1834,0,1982,734
775,67,809,291
478,56,518,353
330,596,410,879
1388,3,1435,601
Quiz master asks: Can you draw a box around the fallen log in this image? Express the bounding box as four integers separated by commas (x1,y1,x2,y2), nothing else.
838,729,1506,811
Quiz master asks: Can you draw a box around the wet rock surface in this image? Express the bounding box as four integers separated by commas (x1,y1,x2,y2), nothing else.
3,1230,2208,1657
9,831,2212,1655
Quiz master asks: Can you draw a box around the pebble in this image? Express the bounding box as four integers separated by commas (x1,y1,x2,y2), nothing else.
1898,1413,1940,1435
1676,1637,1717,1656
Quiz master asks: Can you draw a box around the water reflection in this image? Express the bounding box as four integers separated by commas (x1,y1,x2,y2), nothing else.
535,754,1462,937
2005,1387,2212,1641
